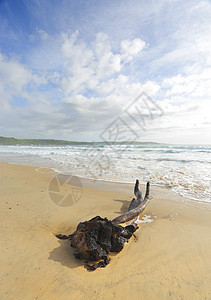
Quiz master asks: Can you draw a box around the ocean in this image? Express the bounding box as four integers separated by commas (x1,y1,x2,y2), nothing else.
0,143,210,204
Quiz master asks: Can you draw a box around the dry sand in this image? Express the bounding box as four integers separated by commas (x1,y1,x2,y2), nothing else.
0,163,210,300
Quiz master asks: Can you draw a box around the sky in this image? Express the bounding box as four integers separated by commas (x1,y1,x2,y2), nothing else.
0,0,211,144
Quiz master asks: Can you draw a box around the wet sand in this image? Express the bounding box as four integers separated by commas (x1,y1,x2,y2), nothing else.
0,163,210,300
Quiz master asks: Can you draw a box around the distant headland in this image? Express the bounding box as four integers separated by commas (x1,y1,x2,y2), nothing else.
0,136,161,146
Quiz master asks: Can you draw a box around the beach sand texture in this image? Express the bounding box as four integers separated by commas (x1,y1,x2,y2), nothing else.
0,163,210,300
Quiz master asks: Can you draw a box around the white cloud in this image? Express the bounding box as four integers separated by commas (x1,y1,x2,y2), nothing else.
150,66,211,144
0,53,32,94
142,81,160,96
60,31,146,97
163,68,211,98
1,0,211,143
0,52,50,109
94,74,128,95
121,38,145,62
0,32,149,140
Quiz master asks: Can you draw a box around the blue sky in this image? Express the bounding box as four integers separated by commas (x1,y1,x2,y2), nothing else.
0,0,211,143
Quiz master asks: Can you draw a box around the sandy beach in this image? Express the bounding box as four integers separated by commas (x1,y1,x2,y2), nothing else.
0,162,210,300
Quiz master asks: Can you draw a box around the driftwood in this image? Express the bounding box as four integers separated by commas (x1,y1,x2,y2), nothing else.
56,180,150,271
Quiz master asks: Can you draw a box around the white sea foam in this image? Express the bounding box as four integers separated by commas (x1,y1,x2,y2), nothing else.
137,215,154,223
0,143,210,203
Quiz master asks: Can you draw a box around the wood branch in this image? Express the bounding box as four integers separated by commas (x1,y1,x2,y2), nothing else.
112,182,150,224
56,180,151,271
128,179,142,211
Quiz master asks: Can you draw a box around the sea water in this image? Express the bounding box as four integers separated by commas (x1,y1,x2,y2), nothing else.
0,143,210,203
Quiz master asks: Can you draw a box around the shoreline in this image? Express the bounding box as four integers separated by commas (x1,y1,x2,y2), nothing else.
0,141,210,205
0,162,211,299
2,161,211,210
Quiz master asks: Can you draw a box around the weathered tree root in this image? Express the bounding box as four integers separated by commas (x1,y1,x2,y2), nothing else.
56,180,150,271
112,181,150,224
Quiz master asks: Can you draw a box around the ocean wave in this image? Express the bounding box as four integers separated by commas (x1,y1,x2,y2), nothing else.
0,144,210,203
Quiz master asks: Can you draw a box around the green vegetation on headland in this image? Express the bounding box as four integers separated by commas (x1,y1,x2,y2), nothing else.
0,137,87,146
0,136,161,146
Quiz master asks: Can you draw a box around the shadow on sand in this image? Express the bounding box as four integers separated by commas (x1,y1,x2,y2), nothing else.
113,199,131,215
48,239,84,269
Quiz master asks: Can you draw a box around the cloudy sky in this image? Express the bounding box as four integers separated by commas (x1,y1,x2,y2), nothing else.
0,0,211,144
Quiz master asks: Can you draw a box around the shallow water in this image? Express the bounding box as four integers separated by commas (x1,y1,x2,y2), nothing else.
0,143,210,203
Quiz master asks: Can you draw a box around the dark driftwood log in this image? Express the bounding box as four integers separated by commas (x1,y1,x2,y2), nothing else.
56,180,150,271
